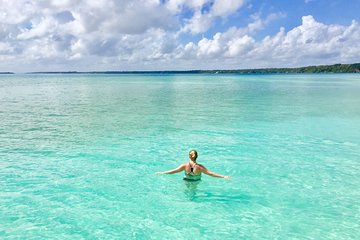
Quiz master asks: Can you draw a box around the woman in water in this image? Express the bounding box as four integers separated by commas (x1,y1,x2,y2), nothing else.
156,150,231,180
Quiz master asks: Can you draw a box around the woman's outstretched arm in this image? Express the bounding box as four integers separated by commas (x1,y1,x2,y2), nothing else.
201,165,231,179
156,164,185,174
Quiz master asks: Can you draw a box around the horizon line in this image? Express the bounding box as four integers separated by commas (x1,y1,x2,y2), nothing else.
1,62,360,74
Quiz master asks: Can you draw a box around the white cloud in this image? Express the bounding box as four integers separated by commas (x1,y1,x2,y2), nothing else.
226,35,255,57
180,0,246,34
0,42,15,54
178,13,281,59
257,16,360,66
0,0,359,72
17,18,55,40
0,0,179,71
181,10,213,34
166,0,210,13
212,0,246,17
176,15,360,69
247,12,286,33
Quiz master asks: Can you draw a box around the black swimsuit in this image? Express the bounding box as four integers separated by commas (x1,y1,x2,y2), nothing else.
190,164,195,173
183,162,201,181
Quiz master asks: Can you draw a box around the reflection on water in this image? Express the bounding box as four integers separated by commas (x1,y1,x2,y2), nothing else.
191,192,253,204
183,180,252,203
183,180,201,200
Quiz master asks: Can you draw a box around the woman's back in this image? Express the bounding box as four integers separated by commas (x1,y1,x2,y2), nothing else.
183,162,202,181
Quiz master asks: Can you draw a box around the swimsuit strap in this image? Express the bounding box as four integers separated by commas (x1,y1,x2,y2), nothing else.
189,162,197,173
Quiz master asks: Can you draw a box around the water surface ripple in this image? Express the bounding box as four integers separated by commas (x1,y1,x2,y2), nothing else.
1,74,360,239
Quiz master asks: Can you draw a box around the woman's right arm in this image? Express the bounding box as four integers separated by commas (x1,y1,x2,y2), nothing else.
156,164,185,174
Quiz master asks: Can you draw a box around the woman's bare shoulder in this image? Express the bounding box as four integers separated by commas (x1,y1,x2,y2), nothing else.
197,163,207,169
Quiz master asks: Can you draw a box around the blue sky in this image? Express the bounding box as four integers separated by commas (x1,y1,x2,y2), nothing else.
0,0,360,72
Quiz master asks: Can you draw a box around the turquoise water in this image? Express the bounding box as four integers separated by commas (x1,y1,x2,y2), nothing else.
1,73,360,239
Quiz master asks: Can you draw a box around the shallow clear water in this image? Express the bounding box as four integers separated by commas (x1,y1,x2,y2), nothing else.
1,73,360,239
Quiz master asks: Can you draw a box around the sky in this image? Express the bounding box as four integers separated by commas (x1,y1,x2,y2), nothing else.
1,0,360,72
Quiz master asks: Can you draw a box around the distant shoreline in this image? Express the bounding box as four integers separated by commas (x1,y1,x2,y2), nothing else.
2,63,360,75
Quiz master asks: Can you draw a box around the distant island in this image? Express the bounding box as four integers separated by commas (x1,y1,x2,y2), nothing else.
205,63,360,74
0,72,14,74
20,62,360,74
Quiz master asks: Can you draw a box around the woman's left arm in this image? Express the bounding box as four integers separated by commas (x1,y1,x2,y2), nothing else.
200,165,231,179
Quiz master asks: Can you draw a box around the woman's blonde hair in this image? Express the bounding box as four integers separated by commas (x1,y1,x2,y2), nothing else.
189,149,198,160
